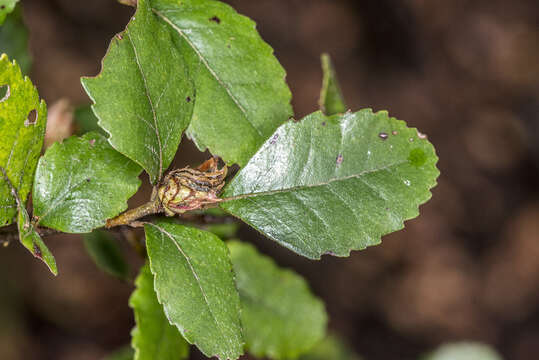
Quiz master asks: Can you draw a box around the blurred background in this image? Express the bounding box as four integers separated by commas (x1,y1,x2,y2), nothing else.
1,0,538,359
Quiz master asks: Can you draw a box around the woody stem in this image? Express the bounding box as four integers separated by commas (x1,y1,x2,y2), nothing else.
106,197,162,228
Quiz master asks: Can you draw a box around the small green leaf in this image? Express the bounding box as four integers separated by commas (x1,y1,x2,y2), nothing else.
103,346,134,360
81,0,194,184
83,230,129,280
0,0,18,25
16,196,57,275
221,110,439,259
423,343,503,360
319,54,346,116
33,132,141,233
0,54,46,227
0,5,31,74
151,0,293,166
298,335,361,360
228,241,327,360
130,263,189,360
145,221,243,360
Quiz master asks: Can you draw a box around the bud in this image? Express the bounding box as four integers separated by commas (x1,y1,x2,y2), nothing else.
158,158,227,216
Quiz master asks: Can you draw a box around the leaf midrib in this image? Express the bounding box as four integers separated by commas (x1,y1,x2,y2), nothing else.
126,31,163,180
222,159,409,201
152,8,265,139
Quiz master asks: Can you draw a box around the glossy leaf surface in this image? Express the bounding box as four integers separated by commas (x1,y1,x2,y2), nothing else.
33,132,141,233
222,110,439,259
84,230,128,280
229,241,327,359
0,54,46,226
130,263,189,360
319,53,346,115
145,221,243,360
151,0,293,166
82,0,194,183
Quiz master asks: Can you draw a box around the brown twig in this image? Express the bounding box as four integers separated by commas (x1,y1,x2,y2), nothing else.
105,196,162,228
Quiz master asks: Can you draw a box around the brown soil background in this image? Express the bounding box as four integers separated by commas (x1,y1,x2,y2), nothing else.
1,0,539,359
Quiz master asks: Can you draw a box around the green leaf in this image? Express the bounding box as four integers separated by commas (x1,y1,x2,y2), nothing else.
83,230,129,280
74,105,105,136
0,0,18,25
32,132,141,233
298,335,361,360
103,347,134,360
0,54,46,227
151,0,293,166
17,205,57,275
423,343,502,360
0,5,31,74
81,0,194,184
130,263,189,360
221,110,439,259
319,54,346,116
228,241,327,360
145,221,243,360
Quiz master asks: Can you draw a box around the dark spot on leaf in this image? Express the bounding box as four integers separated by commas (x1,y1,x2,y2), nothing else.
408,148,427,167
24,109,38,127
227,44,231,48
0,84,9,102
209,16,221,24
186,96,191,102
89,139,96,146
269,133,279,145
33,243,43,259
321,121,326,126
0,5,5,10
392,130,398,135
378,132,388,140
86,178,91,183
336,154,343,166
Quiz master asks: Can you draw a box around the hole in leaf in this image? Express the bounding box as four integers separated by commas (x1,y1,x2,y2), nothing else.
24,109,38,127
33,243,43,259
209,16,221,24
0,85,10,102
336,154,343,166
